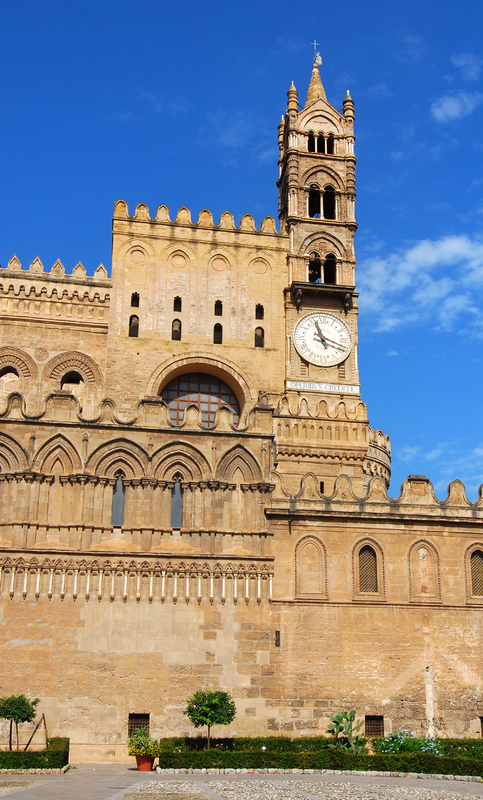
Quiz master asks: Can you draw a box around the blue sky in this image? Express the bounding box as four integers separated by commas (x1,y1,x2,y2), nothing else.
1,1,482,498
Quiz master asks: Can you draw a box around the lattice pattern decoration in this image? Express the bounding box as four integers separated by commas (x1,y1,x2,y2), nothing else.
471,550,483,596
161,372,239,427
359,545,378,593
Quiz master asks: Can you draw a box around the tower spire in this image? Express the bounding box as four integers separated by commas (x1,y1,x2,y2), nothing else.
305,56,326,106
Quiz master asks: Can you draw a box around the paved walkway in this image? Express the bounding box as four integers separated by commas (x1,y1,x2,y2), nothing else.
2,765,483,800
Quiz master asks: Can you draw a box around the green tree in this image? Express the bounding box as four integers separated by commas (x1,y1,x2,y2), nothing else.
184,690,236,749
0,695,40,751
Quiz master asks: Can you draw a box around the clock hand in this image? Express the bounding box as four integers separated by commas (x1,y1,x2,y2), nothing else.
314,321,329,348
320,334,346,349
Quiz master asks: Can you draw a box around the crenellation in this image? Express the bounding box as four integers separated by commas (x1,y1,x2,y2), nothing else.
1,59,482,758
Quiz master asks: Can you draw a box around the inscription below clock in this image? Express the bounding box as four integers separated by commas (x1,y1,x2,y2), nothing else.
293,312,352,367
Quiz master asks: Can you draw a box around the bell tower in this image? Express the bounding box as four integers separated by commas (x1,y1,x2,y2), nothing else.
276,57,391,493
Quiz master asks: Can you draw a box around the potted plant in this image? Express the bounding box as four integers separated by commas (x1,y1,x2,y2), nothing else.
127,727,159,771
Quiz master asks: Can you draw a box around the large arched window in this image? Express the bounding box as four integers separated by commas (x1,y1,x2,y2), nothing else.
317,134,325,153
323,186,336,220
471,550,483,596
307,133,315,153
308,186,321,218
327,134,334,154
324,254,337,284
308,253,321,283
111,472,125,527
359,545,378,593
160,372,240,427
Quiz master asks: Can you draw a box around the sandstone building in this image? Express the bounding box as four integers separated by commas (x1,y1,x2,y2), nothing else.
1,60,483,761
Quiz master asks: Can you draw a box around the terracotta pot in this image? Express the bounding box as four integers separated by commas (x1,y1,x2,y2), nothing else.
135,754,154,771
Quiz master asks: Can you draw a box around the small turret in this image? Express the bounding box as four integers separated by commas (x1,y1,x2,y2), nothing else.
287,82,298,115
278,115,285,159
343,90,355,122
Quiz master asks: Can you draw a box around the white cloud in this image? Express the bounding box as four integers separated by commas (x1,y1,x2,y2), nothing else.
431,91,483,122
451,53,482,81
358,234,483,332
387,350,398,357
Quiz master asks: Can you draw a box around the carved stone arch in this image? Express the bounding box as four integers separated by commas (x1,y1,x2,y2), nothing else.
215,444,262,482
202,245,235,272
0,347,38,379
0,432,29,472
295,535,327,599
86,439,149,479
300,232,346,259
32,434,82,474
301,164,344,192
146,352,258,423
408,539,441,602
152,441,211,481
352,537,385,600
297,106,346,134
43,351,102,385
117,237,156,261
465,542,483,603
159,241,196,270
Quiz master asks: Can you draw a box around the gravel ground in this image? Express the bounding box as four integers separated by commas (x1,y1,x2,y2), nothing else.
125,780,483,800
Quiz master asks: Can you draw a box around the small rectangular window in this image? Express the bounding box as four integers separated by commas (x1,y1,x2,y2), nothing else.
365,715,384,737
214,300,223,316
128,713,150,737
275,630,281,647
131,292,139,308
319,481,324,494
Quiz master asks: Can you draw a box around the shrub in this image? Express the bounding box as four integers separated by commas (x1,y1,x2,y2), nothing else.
0,737,69,769
327,710,364,753
373,731,443,755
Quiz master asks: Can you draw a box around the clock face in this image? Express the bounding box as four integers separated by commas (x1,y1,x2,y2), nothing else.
293,312,352,367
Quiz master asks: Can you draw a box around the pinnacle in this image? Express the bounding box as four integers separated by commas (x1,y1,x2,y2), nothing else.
305,59,327,106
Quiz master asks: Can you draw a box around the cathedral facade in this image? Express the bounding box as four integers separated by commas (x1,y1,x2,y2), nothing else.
1,62,483,761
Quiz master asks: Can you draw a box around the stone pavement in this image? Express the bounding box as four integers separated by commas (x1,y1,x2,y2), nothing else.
3,766,483,800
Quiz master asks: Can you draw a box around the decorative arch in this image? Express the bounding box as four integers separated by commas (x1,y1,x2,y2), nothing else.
0,347,38,379
43,352,102,385
295,535,327,599
0,432,29,472
465,543,483,603
408,540,441,602
215,445,262,482
152,441,211,481
86,439,149,479
300,232,345,259
146,353,258,422
352,537,385,601
301,165,344,192
32,434,82,474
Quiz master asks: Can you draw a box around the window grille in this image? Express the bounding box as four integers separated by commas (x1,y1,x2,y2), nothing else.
160,372,239,427
359,545,378,593
128,713,149,738
365,715,384,737
471,550,483,596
